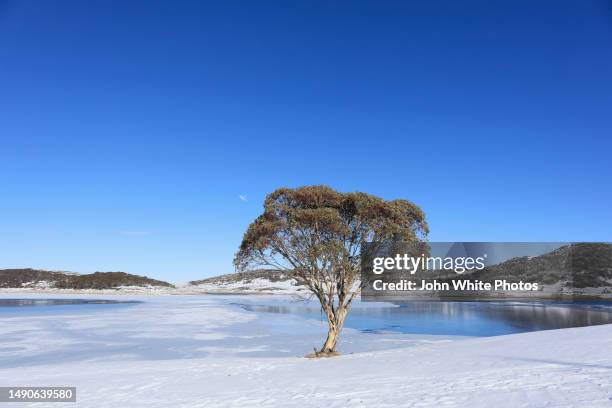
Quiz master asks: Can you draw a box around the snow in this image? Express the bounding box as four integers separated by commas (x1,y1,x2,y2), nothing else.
1,293,612,407
0,287,177,295
1,278,306,295
19,280,54,289
187,277,307,295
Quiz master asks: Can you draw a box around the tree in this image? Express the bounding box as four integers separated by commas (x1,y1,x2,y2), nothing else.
234,185,428,356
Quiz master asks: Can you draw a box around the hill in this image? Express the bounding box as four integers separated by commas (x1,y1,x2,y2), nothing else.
0,269,174,289
54,272,174,289
189,269,304,294
451,243,612,289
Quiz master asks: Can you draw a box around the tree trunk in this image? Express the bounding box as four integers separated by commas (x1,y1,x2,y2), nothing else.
321,324,339,353
319,305,348,354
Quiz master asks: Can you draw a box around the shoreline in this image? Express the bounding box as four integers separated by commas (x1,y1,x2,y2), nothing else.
3,287,612,301
0,288,304,296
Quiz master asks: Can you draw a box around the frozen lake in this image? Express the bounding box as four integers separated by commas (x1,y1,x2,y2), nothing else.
0,298,140,314
237,300,612,336
3,296,612,338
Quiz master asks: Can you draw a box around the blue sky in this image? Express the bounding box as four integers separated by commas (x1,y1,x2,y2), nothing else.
1,0,611,282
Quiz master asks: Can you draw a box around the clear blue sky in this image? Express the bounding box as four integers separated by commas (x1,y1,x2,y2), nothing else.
1,0,611,282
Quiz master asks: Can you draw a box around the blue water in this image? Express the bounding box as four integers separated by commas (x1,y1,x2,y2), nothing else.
0,298,140,314
4,298,612,337
237,301,612,337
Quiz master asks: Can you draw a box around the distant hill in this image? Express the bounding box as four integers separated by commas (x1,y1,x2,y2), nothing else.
0,269,174,289
54,272,174,289
189,269,304,294
190,269,293,285
0,269,71,288
451,243,612,289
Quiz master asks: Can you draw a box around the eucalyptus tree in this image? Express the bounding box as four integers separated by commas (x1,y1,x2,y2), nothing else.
234,185,428,355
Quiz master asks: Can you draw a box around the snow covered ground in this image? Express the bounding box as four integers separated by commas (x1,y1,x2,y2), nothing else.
2,277,305,295
1,293,611,407
0,286,180,295
187,277,307,295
